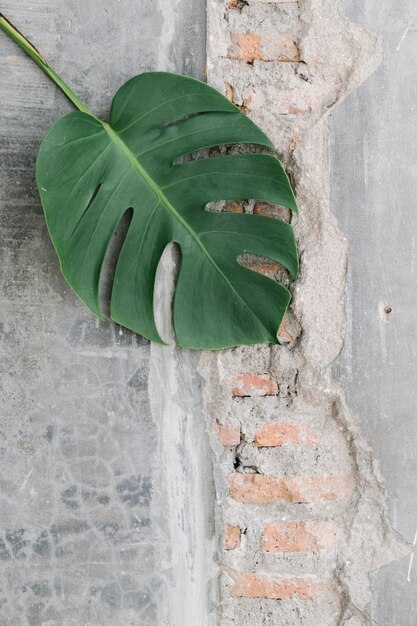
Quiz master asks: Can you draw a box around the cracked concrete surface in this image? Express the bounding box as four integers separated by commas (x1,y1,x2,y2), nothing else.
0,0,413,624
0,1,209,624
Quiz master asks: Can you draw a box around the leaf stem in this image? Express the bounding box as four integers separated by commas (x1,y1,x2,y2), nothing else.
0,12,93,116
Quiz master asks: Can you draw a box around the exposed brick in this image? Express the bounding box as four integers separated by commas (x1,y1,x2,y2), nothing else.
278,316,296,343
255,422,317,447
228,33,262,63
230,0,297,4
225,82,234,101
228,373,278,397
215,420,241,446
228,0,248,8
237,93,253,114
243,260,282,278
224,82,254,114
223,201,244,213
228,473,355,504
225,524,241,550
228,33,300,63
230,573,325,600
253,201,291,223
262,521,337,552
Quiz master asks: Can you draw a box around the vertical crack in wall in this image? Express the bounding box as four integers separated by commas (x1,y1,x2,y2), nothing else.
202,0,410,623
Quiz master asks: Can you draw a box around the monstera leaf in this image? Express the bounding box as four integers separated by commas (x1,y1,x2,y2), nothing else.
37,73,298,349
1,15,298,349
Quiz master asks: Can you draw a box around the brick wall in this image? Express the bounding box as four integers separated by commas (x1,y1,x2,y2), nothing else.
204,1,408,624
213,377,354,622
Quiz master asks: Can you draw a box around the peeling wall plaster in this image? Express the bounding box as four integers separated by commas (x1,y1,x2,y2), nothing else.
203,0,410,623
0,0,413,624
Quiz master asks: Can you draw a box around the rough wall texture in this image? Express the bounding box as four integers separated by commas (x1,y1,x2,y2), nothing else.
0,1,413,625
0,1,209,625
204,0,409,623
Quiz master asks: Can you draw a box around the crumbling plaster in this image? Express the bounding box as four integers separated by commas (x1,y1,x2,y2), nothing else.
0,0,412,624
202,0,410,623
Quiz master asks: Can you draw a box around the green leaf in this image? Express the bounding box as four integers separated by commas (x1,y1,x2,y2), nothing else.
36,72,298,349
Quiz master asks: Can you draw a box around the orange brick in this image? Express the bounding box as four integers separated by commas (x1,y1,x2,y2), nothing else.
262,521,337,552
230,573,325,600
225,524,241,550
225,82,234,101
253,201,291,223
231,0,297,3
255,422,317,447
228,33,300,63
223,202,244,213
229,373,278,397
224,83,254,114
228,0,247,8
278,316,296,343
228,473,355,504
237,92,254,115
229,33,262,62
215,421,241,446
243,260,282,278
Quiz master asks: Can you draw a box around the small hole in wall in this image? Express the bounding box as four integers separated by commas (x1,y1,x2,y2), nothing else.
378,301,393,321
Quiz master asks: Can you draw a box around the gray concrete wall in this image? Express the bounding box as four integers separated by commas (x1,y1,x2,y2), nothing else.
0,2,212,625
1,0,416,624
331,0,417,623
